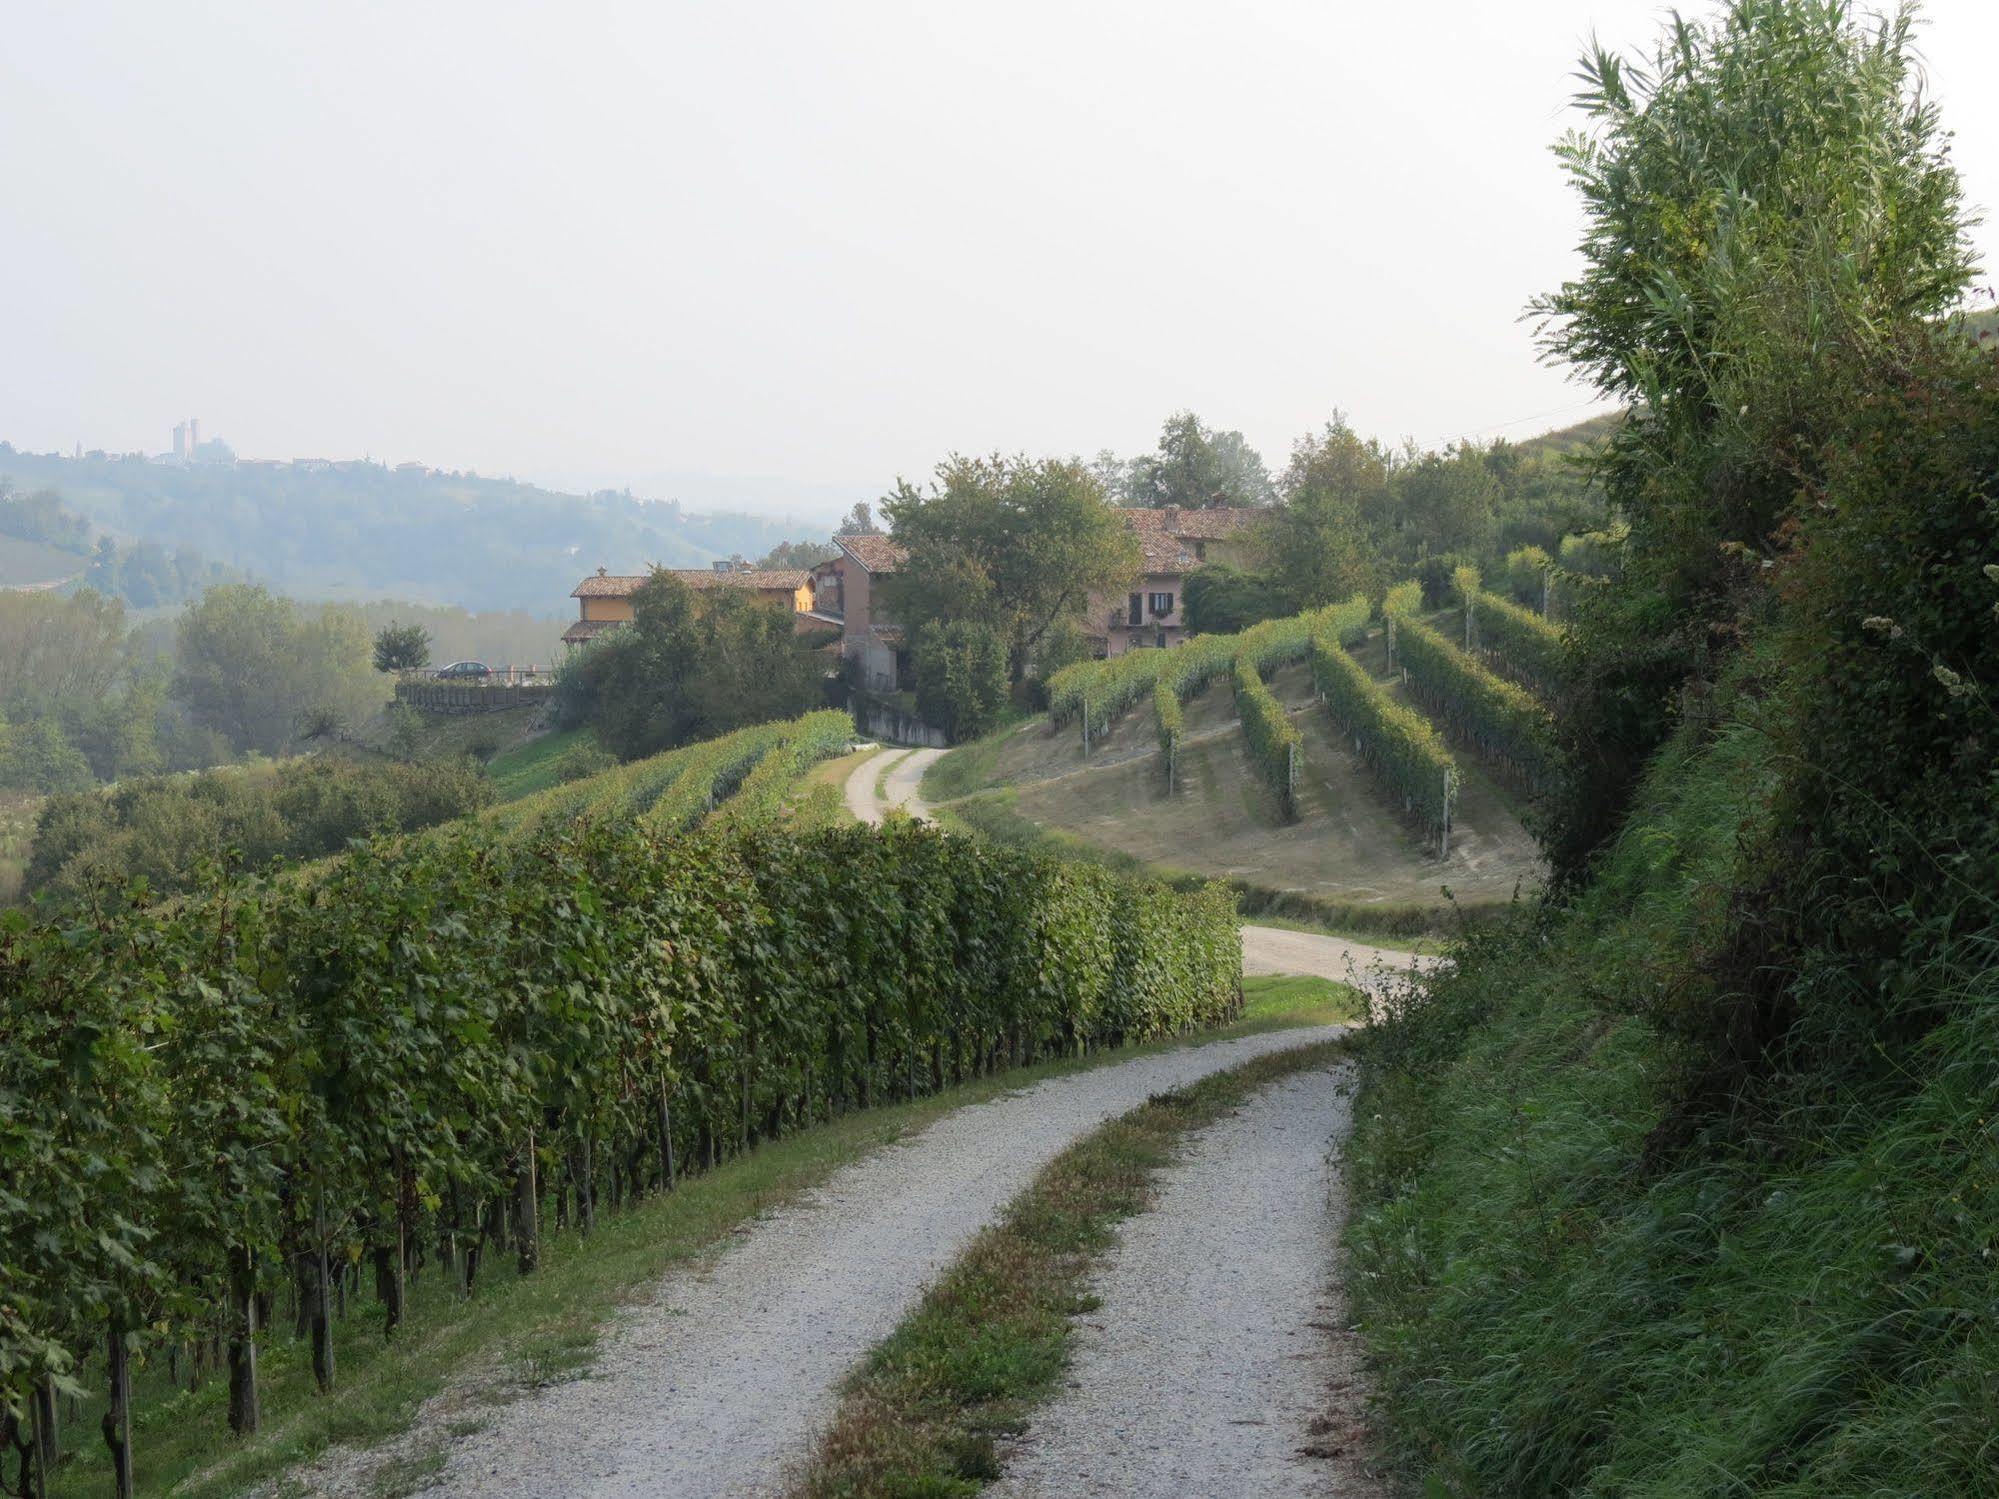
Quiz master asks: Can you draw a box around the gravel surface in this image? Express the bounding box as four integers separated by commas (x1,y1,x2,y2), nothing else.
1239,924,1438,998
843,746,943,825
990,1061,1382,1499
411,1026,1344,1499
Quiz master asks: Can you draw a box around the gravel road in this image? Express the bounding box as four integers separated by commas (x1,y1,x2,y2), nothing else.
990,1060,1381,1498
1239,924,1437,998
843,746,944,825
413,1026,1344,1499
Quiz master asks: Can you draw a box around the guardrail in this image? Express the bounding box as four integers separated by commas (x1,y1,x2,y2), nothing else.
393,679,557,715
403,664,553,685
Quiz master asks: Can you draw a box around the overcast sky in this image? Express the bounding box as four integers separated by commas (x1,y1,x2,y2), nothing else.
5,0,1996,519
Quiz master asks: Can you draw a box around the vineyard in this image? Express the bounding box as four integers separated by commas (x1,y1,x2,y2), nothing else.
490,709,855,835
1391,613,1557,791
0,810,1239,1493
1310,630,1459,853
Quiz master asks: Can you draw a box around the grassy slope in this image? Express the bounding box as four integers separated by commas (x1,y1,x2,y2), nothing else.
47,977,1350,1499
1342,675,1997,1494
0,534,86,588
925,656,1542,934
483,726,590,800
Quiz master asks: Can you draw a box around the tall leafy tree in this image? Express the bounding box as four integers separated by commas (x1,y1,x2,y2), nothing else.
1529,0,1977,868
1125,411,1276,509
883,454,1140,683
1260,419,1385,609
173,584,379,755
372,622,432,673
557,570,822,759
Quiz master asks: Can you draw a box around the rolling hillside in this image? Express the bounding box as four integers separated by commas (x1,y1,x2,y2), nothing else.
0,448,817,613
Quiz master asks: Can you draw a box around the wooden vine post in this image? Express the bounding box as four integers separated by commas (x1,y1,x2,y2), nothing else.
1441,766,1458,859
103,1323,132,1499
514,1128,540,1275
228,1245,260,1433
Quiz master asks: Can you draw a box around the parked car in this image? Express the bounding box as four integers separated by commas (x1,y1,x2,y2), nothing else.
436,660,492,679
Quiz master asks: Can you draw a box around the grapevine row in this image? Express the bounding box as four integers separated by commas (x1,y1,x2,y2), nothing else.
0,815,1240,1484
1392,612,1558,789
1470,590,1565,694
1310,630,1459,852
1232,657,1303,818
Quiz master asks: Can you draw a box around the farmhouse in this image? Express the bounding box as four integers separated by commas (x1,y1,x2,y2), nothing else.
810,533,908,692
563,564,816,647
1088,506,1261,656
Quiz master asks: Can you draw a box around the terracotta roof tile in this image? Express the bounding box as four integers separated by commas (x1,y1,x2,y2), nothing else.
562,617,626,644
836,534,908,573
571,568,808,598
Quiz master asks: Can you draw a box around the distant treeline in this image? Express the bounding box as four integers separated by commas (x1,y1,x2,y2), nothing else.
0,448,818,613
25,753,492,903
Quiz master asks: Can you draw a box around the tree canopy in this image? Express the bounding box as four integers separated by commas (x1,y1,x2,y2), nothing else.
555,570,823,760
1123,411,1276,509
173,584,381,756
883,454,1140,682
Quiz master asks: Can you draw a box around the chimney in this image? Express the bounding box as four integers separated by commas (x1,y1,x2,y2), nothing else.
596,566,607,576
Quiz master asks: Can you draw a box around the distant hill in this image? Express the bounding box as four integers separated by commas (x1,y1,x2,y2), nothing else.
0,448,824,614
1512,410,1623,460
0,534,86,591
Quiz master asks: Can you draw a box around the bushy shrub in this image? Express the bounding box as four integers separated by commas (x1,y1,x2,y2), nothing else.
912,620,1009,743
24,753,494,901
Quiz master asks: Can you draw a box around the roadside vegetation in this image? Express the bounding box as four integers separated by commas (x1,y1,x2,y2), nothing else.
1343,4,1999,1493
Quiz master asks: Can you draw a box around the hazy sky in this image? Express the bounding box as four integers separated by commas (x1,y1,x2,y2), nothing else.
5,1,1997,519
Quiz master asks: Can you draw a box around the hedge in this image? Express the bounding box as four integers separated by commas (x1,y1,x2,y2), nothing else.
0,814,1240,1477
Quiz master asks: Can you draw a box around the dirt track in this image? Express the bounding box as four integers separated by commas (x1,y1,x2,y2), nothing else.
404,1028,1344,1499
843,746,944,825
1239,924,1436,996
990,1061,1380,1497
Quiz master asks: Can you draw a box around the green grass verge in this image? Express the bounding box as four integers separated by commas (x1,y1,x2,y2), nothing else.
798,1036,1349,1498
43,979,1353,1498
483,727,591,800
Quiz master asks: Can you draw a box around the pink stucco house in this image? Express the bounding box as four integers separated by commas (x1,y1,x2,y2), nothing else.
812,506,1263,691
1087,506,1262,656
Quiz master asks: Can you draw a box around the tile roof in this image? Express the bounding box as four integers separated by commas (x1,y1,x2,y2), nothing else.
665,568,809,592
571,572,648,598
1118,505,1262,576
562,617,627,644
571,568,808,598
835,533,908,573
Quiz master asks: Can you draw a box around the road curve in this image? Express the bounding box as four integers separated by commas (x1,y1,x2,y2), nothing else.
416,1027,1345,1499
845,746,945,825
1240,924,1436,999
